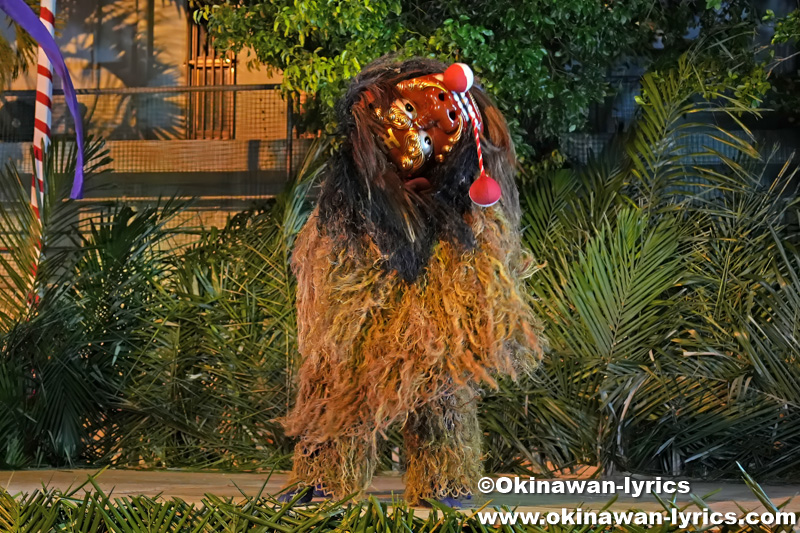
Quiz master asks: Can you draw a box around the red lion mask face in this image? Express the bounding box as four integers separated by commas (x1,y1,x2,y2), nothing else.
366,74,482,180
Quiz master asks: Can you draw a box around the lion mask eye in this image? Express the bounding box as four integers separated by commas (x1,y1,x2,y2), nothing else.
419,130,433,157
398,99,417,119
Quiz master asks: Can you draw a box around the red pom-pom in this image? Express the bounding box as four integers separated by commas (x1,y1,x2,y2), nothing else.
469,172,501,207
443,63,474,93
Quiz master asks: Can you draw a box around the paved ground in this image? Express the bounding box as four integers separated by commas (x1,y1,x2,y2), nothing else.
1,469,798,516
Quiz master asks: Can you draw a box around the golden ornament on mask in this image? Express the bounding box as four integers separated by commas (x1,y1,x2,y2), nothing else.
386,106,412,129
396,77,449,93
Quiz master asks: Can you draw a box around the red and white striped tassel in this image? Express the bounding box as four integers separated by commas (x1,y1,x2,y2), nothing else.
443,62,501,207
461,94,501,207
31,0,56,224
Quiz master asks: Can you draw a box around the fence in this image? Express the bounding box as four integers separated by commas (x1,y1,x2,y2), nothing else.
0,84,311,205
2,78,797,203
567,75,800,167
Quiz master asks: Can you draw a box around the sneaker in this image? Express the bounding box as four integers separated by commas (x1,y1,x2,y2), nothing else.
276,485,327,504
433,493,473,509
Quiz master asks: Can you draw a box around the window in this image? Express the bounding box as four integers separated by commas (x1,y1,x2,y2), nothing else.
186,20,236,139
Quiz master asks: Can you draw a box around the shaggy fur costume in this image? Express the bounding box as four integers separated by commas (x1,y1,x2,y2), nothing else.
282,56,545,504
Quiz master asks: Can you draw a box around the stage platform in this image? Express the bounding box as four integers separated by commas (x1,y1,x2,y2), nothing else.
2,469,799,516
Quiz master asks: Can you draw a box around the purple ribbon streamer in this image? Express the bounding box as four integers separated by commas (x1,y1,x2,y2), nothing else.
0,0,85,199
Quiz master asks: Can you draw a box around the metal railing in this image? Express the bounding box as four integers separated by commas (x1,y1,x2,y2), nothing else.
5,77,794,197
1,84,287,140
0,84,308,200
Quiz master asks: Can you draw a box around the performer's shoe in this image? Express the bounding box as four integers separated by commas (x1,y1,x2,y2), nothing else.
277,485,328,504
434,493,473,509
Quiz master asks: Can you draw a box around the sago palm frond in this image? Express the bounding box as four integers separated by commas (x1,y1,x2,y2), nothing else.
512,40,800,478
102,141,332,470
0,137,110,329
532,207,682,362
624,43,762,214
0,197,186,469
102,144,335,469
107,202,296,469
0,161,40,331
280,136,329,250
0,138,112,468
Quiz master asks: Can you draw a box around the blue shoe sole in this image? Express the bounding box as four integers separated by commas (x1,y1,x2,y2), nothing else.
431,494,473,509
277,485,329,504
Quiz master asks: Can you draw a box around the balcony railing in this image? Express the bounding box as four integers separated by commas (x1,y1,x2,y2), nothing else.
2,79,796,201
0,84,309,200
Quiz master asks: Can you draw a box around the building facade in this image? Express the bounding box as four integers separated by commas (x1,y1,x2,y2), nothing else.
1,0,301,227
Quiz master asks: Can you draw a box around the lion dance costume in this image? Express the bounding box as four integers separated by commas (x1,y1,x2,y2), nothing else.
281,56,546,506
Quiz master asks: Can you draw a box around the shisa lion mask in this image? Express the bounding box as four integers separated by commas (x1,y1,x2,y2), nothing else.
315,59,520,282
362,63,501,207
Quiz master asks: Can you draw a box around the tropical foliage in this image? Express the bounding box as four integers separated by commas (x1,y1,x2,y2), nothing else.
0,138,183,468
101,141,326,470
1,46,799,486
0,0,39,90
483,48,800,479
195,0,776,156
0,139,326,470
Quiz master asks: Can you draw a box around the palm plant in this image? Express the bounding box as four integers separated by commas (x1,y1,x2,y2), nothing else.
0,467,796,532
3,40,799,485
482,44,800,479
0,139,189,468
0,132,335,471
0,0,38,90
101,138,329,470
104,202,299,469
0,138,110,467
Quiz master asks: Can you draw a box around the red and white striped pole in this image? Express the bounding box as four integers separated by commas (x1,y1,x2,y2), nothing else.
31,0,56,223
26,0,55,300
